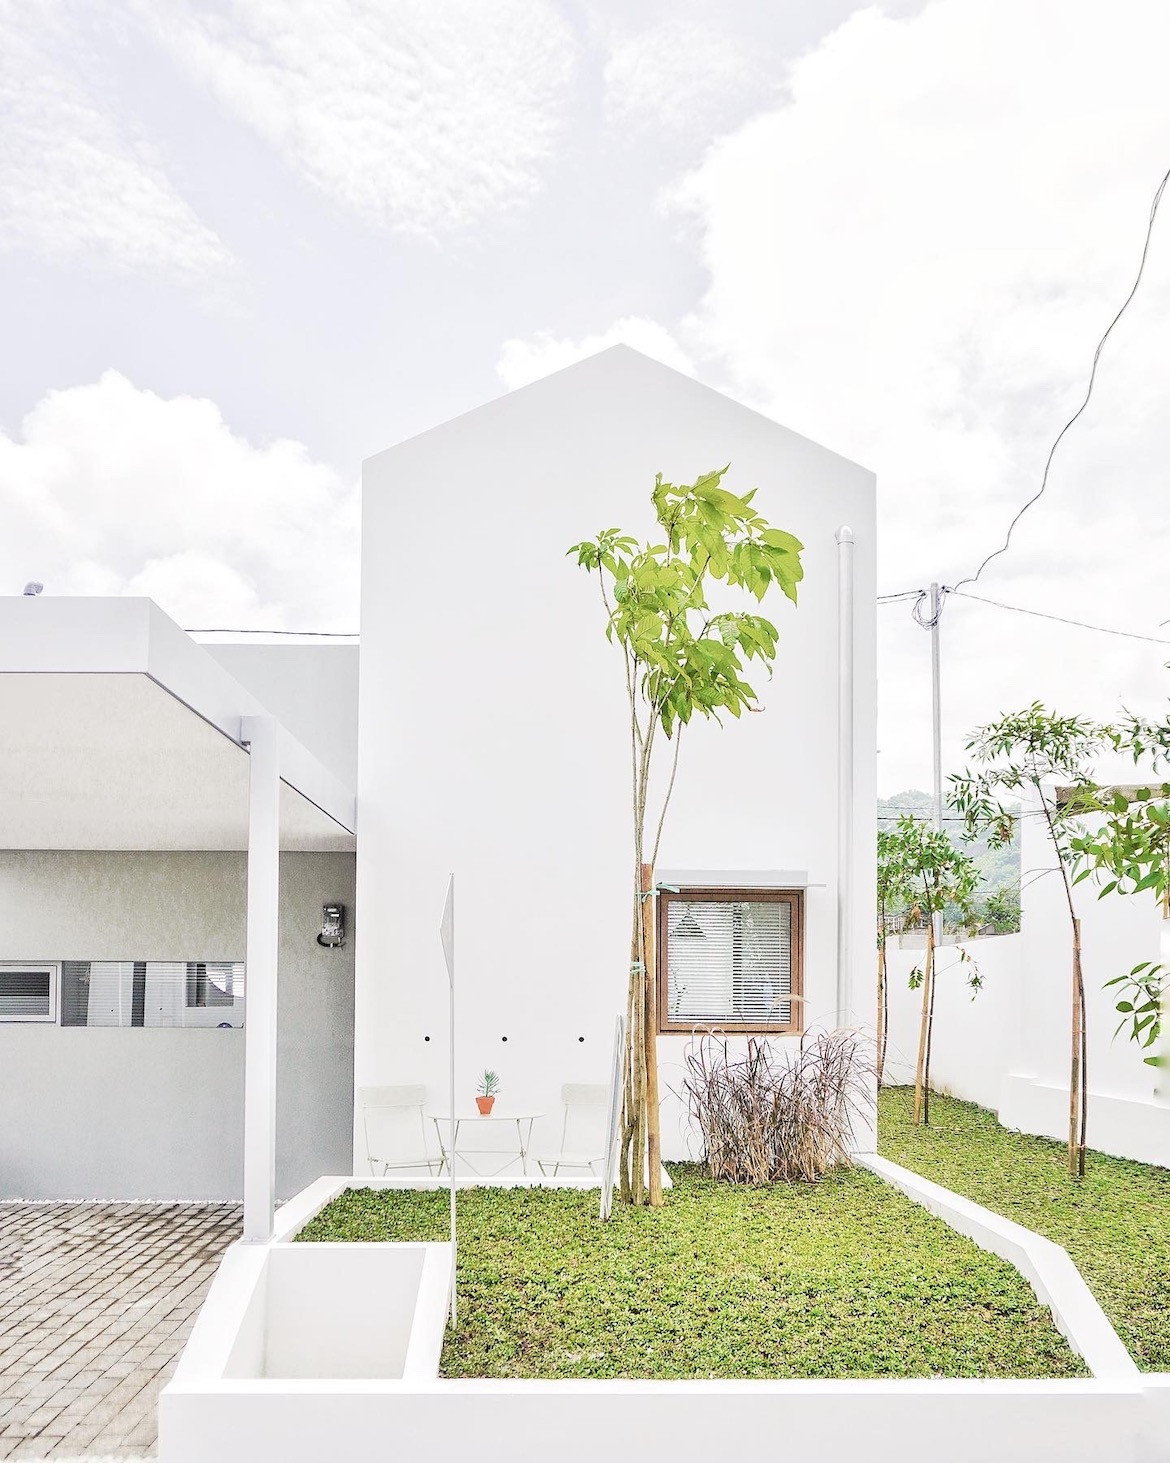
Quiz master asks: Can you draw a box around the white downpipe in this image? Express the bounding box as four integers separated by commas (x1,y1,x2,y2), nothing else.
439,876,457,1324
1158,917,1170,1103
836,527,855,1027
242,715,280,1244
448,895,456,1327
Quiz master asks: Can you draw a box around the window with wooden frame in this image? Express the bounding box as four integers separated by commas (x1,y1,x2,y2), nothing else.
657,887,804,1035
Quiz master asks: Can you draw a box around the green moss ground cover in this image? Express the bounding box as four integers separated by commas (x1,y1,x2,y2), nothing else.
878,1086,1170,1370
297,1164,1085,1380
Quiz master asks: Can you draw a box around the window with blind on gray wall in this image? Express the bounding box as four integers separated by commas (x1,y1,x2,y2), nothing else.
57,962,245,1029
657,888,803,1034
0,964,58,1022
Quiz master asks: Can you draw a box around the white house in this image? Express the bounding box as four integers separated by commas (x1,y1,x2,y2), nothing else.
354,345,878,1165
0,599,358,1203
0,346,878,1208
156,350,1170,1460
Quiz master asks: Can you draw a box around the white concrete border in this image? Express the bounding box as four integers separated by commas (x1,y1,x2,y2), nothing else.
161,1166,1169,1463
857,1154,1138,1380
270,1170,674,1244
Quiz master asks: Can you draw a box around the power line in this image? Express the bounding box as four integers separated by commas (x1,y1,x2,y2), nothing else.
950,589,1170,646
953,162,1170,591
185,627,359,637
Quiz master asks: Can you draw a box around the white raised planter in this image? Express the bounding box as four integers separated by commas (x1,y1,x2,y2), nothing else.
160,1172,1170,1463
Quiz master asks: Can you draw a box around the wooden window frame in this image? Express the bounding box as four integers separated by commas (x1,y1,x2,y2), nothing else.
656,887,804,1036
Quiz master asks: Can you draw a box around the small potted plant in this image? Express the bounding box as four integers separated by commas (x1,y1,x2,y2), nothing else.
476,1070,499,1115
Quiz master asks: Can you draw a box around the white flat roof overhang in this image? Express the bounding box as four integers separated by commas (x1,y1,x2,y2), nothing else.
0,598,356,852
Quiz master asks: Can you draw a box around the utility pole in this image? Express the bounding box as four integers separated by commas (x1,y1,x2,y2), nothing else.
929,583,944,950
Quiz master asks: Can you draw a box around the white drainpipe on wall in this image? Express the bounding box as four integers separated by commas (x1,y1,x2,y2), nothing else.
836,527,855,1028
241,714,280,1243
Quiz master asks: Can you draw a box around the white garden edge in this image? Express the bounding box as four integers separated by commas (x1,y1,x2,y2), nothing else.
856,1154,1139,1380
160,1169,1170,1463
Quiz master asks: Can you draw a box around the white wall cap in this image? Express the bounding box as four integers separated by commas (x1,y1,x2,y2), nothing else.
657,869,814,889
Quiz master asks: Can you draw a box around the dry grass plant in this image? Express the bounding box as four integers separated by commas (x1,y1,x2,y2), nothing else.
683,1028,874,1184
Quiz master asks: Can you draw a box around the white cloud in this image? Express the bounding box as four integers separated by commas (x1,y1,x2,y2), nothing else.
0,372,357,631
0,2,230,279
675,0,1170,792
497,316,695,390
602,19,760,139
142,0,576,239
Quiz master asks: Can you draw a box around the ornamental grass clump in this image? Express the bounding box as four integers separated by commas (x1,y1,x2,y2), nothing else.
683,1030,873,1184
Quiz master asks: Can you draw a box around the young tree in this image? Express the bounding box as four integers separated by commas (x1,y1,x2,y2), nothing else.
887,815,980,1124
1070,711,1170,1069
569,467,803,1206
876,826,913,1087
950,705,1104,1177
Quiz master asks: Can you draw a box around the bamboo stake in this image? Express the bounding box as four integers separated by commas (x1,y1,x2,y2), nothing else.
912,922,934,1125
1070,917,1085,1178
642,863,663,1206
923,932,938,1127
876,929,887,1088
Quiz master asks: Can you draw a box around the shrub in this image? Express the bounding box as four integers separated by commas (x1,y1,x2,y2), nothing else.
682,1029,874,1184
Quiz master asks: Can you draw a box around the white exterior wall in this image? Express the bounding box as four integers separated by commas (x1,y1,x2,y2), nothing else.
883,932,1018,1113
0,850,356,1200
884,808,1169,1166
355,347,876,1165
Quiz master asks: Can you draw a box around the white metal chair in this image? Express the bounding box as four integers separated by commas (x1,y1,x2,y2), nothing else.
537,1083,609,1177
358,1085,439,1176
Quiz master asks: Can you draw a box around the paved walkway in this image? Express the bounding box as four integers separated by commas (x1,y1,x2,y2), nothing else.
0,1202,240,1460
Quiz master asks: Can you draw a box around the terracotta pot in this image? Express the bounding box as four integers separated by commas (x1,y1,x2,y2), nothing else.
476,1095,495,1115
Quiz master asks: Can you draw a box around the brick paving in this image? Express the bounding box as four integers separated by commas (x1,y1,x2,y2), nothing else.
0,1203,240,1460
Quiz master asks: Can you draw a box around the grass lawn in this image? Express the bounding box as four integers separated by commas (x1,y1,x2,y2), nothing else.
297,1165,1085,1380
879,1086,1170,1371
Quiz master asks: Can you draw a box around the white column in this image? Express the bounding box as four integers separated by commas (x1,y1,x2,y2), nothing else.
242,715,280,1243
836,526,855,1026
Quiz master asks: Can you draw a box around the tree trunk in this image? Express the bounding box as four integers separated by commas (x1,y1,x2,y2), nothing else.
912,923,935,1126
876,931,888,1088
641,863,663,1205
923,934,938,1127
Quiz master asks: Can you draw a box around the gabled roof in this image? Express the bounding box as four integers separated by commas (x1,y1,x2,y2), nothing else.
365,344,872,480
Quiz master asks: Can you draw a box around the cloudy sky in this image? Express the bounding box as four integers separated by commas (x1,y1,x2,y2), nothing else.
2,0,1169,795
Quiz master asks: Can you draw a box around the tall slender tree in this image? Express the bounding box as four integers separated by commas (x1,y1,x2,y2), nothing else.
569,467,803,1205
1071,711,1170,1069
886,815,980,1124
951,705,1104,1176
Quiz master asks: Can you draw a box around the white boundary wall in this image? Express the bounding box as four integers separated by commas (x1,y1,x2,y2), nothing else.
161,1171,1170,1463
883,809,1169,1167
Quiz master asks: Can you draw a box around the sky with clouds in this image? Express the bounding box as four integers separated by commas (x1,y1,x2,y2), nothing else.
2,0,1168,795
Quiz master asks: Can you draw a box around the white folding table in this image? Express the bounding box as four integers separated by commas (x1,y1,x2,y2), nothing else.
429,1111,543,1177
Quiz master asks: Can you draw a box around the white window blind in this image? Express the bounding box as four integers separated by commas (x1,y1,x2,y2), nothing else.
0,965,57,1022
60,962,245,1029
663,896,795,1030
